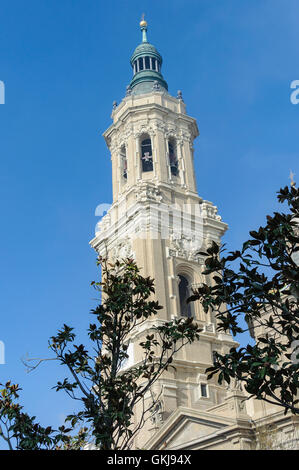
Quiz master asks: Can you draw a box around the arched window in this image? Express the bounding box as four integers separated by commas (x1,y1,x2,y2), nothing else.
120,145,127,180
168,139,179,176
178,275,192,317
141,136,153,172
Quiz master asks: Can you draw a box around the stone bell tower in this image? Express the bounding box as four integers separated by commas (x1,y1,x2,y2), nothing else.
90,18,240,449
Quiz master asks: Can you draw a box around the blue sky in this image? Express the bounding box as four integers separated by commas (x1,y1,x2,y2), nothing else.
0,0,299,445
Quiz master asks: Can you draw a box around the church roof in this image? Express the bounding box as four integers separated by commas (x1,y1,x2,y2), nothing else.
131,41,161,62
128,18,168,96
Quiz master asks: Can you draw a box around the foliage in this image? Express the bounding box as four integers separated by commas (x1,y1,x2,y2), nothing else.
48,257,200,450
0,381,84,450
0,258,200,450
189,186,299,414
47,258,200,449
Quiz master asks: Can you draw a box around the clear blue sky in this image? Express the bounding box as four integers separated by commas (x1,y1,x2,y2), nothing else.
0,0,298,445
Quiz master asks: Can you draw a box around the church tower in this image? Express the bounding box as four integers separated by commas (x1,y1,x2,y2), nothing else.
90,19,242,450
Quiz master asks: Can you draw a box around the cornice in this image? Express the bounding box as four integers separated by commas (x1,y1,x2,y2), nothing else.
104,102,199,143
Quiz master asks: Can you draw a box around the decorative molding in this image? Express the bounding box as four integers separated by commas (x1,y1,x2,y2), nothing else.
133,123,156,139
168,232,205,263
203,323,215,334
135,182,163,204
150,399,164,427
109,124,133,153
201,201,222,221
109,239,135,262
99,213,111,232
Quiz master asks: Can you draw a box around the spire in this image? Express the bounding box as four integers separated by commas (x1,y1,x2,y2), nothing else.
128,18,168,96
140,14,148,43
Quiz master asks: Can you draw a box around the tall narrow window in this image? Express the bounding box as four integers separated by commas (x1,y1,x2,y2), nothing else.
178,275,192,317
168,140,179,176
200,384,208,398
120,145,127,180
145,56,150,69
138,58,144,71
141,137,153,172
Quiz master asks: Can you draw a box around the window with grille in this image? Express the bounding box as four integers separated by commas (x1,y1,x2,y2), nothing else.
168,140,179,176
141,137,153,172
120,146,127,180
178,275,192,317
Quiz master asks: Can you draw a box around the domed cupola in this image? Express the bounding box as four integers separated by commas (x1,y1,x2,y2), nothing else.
128,18,168,95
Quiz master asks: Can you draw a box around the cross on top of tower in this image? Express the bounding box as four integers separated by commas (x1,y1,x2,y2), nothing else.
140,13,147,30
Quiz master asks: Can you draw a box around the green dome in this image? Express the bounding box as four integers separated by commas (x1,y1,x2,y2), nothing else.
127,20,168,95
130,42,162,64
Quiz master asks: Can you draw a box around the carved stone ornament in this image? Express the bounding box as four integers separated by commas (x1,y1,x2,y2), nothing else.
101,213,111,232
226,378,243,393
204,323,215,333
135,182,163,204
169,232,205,263
150,399,164,426
109,239,135,262
153,121,186,146
133,123,155,139
201,201,222,221
109,125,133,154
164,128,177,139
177,90,184,101
238,401,246,412
153,121,166,133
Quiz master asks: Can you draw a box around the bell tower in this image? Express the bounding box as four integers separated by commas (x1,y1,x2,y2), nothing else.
90,19,238,449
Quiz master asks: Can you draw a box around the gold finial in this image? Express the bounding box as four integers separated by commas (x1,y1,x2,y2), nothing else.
290,170,296,187
140,13,147,28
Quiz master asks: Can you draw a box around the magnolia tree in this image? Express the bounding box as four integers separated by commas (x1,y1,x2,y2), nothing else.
189,185,299,414
0,258,200,450
0,381,84,450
